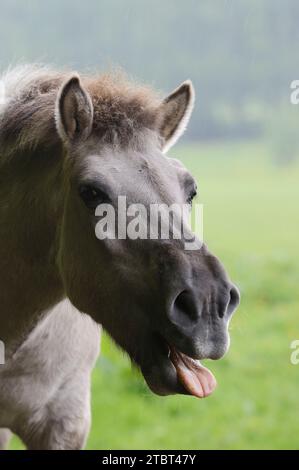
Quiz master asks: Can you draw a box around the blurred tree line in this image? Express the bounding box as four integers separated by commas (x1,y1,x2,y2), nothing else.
0,0,299,145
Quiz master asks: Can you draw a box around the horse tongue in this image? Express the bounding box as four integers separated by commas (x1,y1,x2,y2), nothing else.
170,347,217,398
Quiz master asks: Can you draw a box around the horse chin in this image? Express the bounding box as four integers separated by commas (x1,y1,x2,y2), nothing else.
141,350,188,397
140,336,217,399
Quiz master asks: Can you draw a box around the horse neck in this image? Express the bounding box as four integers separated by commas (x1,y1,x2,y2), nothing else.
0,143,65,351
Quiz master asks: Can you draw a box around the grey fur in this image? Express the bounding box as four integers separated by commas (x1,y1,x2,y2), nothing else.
0,66,239,450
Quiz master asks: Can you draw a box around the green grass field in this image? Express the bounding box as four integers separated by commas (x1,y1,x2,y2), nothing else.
11,141,299,450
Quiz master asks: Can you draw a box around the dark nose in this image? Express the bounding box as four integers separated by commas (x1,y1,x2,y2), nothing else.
225,284,240,317
169,284,240,328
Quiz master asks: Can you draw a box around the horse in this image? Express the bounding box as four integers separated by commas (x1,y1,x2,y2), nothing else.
0,65,240,450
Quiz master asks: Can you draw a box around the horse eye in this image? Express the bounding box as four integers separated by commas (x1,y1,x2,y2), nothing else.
79,185,110,210
187,187,197,205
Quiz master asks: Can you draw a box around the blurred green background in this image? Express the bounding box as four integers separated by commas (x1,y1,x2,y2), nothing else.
1,0,298,450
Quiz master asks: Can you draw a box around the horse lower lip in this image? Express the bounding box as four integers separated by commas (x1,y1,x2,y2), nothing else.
169,345,217,398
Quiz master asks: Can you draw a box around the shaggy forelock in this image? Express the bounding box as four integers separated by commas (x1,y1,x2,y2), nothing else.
0,65,161,157
86,72,161,146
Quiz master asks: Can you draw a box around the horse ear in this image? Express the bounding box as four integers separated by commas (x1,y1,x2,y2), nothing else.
55,74,93,143
157,80,195,153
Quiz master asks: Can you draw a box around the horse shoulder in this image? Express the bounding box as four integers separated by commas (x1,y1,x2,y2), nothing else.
0,299,101,431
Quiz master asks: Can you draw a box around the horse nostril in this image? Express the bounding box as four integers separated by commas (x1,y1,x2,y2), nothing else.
226,285,240,317
170,290,199,327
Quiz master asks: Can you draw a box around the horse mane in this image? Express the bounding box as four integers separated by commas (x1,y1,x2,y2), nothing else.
0,65,161,158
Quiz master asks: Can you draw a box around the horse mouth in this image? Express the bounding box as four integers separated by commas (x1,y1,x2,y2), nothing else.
169,346,217,398
141,336,217,399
